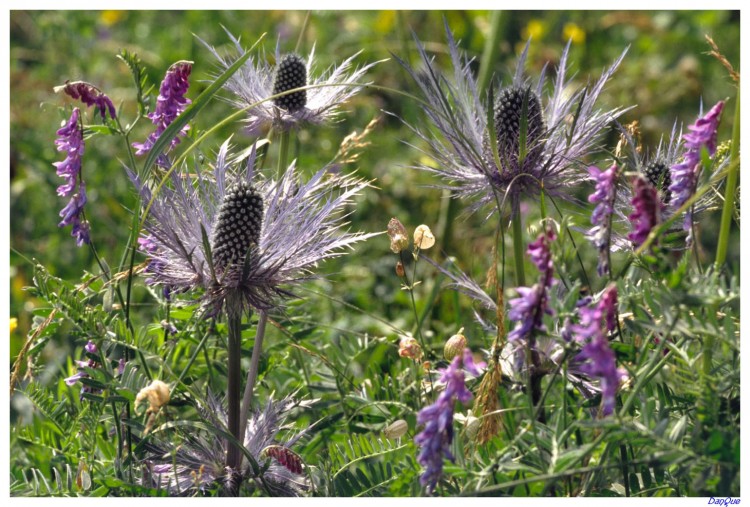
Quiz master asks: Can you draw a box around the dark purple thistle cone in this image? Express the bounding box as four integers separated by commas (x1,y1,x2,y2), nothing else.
642,159,672,205
272,54,307,112
211,181,264,270
493,85,546,168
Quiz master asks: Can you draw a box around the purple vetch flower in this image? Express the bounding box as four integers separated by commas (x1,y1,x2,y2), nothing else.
669,101,725,232
627,176,662,248
132,60,192,167
129,139,375,317
414,348,483,493
507,229,557,342
64,340,100,400
56,81,117,121
143,394,313,496
395,24,628,216
53,108,90,246
199,31,380,135
570,285,626,416
586,163,619,276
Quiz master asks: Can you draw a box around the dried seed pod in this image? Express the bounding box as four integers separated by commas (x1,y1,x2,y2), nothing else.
413,224,435,250
395,261,405,277
444,327,467,361
387,217,409,253
384,419,408,439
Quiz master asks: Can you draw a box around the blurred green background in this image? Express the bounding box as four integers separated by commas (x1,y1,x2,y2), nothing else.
10,10,740,367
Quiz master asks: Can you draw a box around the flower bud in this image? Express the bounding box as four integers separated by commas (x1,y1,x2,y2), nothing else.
398,336,422,360
387,217,409,253
384,419,408,439
413,224,435,250
444,328,467,361
395,261,405,277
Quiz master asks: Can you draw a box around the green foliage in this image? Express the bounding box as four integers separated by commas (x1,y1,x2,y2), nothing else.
9,9,740,498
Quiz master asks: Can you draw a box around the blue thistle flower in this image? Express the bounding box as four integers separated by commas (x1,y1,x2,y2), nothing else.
130,139,374,316
396,25,628,215
143,395,312,496
200,31,380,135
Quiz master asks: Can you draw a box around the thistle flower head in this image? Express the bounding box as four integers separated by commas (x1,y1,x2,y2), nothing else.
272,53,307,112
143,395,311,496
612,106,726,250
397,25,628,215
200,31,379,135
130,139,374,316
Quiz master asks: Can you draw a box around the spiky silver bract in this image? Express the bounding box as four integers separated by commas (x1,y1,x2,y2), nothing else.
200,30,380,135
396,25,628,215
130,139,374,316
142,395,312,496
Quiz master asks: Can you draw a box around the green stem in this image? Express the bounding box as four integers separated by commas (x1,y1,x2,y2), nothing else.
511,200,526,286
239,311,267,444
715,89,740,268
477,11,504,97
277,129,291,179
225,304,243,476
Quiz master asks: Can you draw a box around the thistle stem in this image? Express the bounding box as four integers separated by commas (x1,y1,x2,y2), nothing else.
225,305,243,474
715,89,740,268
511,200,526,286
278,129,291,179
239,310,268,446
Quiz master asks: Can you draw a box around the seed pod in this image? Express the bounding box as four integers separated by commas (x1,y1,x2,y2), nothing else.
464,412,480,440
395,261,405,277
413,224,435,250
387,217,409,253
384,419,408,439
444,327,467,361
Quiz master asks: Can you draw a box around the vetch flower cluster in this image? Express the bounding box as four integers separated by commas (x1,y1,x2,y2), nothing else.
64,341,99,400
508,228,557,342
570,285,626,416
56,81,117,121
54,108,90,246
628,176,662,248
414,348,483,493
669,101,725,232
133,60,193,167
587,163,619,276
